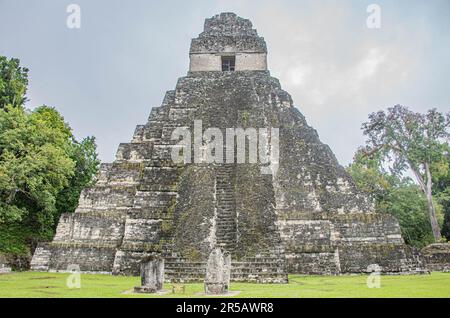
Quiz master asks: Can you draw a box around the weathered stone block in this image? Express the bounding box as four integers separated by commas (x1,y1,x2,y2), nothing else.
205,248,231,295
422,243,450,272
338,244,425,273
134,256,165,293
30,243,52,271
116,143,153,162
46,243,117,273
53,213,125,244
77,185,136,210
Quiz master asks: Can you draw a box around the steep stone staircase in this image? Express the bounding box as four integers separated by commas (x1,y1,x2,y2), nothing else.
215,165,237,255
164,257,206,283
163,165,288,284
163,255,288,283
232,255,288,283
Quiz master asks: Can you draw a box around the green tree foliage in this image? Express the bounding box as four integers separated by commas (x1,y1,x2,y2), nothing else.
347,150,437,247
0,56,99,257
346,151,391,200
0,106,74,228
361,105,449,241
0,56,29,109
56,136,100,217
377,182,435,247
0,105,100,255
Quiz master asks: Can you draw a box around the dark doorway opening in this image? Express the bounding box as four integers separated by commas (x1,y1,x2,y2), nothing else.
222,56,236,71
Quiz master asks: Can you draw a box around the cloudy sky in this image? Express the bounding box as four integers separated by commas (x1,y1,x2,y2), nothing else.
1,0,449,165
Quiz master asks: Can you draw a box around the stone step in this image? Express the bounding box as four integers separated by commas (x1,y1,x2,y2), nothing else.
216,213,234,217
216,197,234,201
216,230,236,234
216,227,236,232
217,236,237,241
231,268,286,274
216,224,235,228
216,241,236,245
216,232,236,236
30,244,52,271
216,237,236,241
217,204,234,207
216,220,236,224
165,269,206,274
216,216,234,220
217,235,236,238
165,273,204,278
166,264,285,271
231,272,287,277
240,258,285,263
164,262,205,267
217,208,234,212
232,261,284,266
216,244,236,248
230,276,288,284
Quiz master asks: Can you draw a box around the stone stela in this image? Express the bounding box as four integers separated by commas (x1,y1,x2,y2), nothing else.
204,248,231,295
134,256,164,293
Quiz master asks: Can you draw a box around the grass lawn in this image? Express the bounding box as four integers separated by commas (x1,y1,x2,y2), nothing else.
0,271,449,298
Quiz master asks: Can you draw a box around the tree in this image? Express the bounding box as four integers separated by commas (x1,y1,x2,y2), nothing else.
431,145,450,240
346,150,391,201
0,105,100,256
347,149,437,247
0,56,29,109
0,57,100,262
0,105,75,228
56,136,100,218
361,105,449,241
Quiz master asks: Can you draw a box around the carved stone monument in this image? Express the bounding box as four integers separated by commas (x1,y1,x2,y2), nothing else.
205,248,231,295
134,255,164,293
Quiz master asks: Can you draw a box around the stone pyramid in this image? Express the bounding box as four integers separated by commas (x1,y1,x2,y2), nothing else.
31,13,424,282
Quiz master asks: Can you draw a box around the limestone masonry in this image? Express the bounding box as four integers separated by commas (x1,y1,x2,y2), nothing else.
31,13,425,282
421,244,450,272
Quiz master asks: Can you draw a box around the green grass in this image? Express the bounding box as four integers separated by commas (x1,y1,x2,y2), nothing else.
0,271,449,298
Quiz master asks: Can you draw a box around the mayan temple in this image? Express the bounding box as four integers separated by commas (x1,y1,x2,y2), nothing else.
31,12,424,282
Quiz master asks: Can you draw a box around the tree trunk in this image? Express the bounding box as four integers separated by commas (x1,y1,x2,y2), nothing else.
424,163,442,242
411,164,441,242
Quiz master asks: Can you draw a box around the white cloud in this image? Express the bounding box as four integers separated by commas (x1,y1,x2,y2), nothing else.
354,48,387,81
